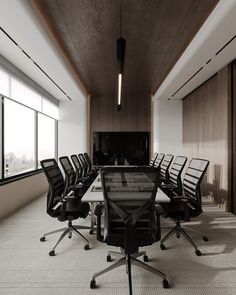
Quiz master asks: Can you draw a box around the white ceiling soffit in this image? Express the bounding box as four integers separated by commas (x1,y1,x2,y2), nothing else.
0,0,87,101
153,0,236,101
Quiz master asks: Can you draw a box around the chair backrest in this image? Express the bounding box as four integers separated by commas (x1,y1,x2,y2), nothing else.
160,154,174,182
149,153,158,167
183,158,209,208
59,156,76,193
71,154,84,180
101,167,161,254
40,158,64,215
84,152,92,170
78,153,89,175
154,153,164,168
169,156,187,195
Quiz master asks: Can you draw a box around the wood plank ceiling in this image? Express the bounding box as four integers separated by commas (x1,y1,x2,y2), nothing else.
33,0,218,98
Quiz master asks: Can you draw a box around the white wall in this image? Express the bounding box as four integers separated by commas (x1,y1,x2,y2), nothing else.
153,99,183,155
0,172,47,220
0,0,87,101
58,99,88,157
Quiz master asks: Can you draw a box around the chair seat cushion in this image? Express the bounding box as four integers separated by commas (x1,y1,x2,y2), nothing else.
105,232,158,248
161,200,202,220
50,199,90,220
66,199,90,218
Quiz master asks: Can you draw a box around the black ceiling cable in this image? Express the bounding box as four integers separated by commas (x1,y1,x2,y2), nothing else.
0,26,72,101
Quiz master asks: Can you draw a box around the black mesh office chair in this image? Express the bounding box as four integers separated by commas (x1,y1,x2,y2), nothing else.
160,156,187,196
40,159,90,255
78,153,95,182
154,153,164,168
148,152,158,167
90,167,169,294
84,152,99,174
71,154,91,186
59,156,86,198
159,158,209,256
160,154,174,183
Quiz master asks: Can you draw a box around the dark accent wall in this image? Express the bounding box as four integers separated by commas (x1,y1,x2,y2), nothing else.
183,65,231,211
90,94,151,132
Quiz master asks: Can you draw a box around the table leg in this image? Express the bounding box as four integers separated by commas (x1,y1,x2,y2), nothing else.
90,202,95,234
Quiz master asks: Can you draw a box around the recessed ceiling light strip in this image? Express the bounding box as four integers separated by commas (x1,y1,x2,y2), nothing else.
170,34,236,100
172,67,203,97
0,26,72,101
215,34,236,56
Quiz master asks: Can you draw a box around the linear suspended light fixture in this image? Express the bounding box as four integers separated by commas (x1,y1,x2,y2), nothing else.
116,5,126,111
117,73,122,111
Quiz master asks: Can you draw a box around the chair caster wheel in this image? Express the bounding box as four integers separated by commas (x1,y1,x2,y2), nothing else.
90,279,96,289
68,235,72,239
40,237,46,242
160,244,166,250
176,235,180,239
49,250,55,256
89,230,94,235
107,255,112,262
84,244,90,250
162,279,169,288
202,236,208,242
195,249,201,256
143,255,148,262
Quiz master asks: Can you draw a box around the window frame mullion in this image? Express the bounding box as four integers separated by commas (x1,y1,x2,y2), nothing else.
55,120,58,162
35,111,38,170
1,96,4,179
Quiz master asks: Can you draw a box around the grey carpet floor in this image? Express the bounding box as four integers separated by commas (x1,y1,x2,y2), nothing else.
0,195,236,295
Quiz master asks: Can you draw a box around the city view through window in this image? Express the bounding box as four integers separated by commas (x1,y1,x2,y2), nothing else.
4,99,56,178
4,99,35,177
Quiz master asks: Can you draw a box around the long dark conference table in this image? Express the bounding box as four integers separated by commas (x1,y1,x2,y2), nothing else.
82,171,170,232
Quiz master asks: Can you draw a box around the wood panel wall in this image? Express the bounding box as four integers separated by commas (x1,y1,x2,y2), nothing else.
90,94,151,160
183,65,231,210
90,94,151,132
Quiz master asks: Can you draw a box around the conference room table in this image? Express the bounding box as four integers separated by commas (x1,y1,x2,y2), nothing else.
82,173,170,233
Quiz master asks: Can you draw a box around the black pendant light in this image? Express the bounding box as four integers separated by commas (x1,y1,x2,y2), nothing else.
117,4,126,111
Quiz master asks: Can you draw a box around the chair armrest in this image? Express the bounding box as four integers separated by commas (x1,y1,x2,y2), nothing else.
58,194,77,221
172,195,189,201
64,189,77,199
94,204,104,242
70,184,85,191
59,199,67,221
181,199,191,222
64,195,76,200
172,196,195,208
172,196,194,222
160,183,177,190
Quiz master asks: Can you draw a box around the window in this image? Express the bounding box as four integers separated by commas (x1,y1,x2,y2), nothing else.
38,113,56,167
11,78,42,111
0,65,58,182
0,68,10,97
4,99,35,177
